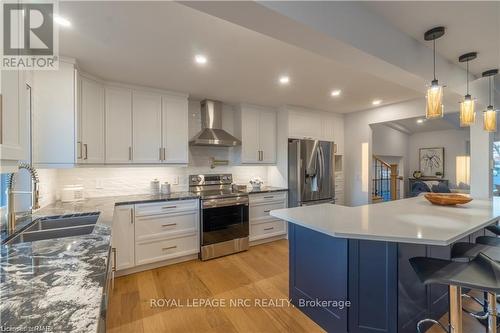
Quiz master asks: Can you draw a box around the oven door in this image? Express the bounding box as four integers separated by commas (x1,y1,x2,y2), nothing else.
202,197,249,246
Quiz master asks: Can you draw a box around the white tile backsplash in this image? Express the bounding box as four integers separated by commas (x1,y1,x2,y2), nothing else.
37,169,58,207
52,165,269,199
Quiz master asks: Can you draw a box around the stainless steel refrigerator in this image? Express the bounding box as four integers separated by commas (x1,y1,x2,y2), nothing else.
288,139,335,207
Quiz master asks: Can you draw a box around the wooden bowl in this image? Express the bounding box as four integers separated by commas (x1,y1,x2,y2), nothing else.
424,193,472,206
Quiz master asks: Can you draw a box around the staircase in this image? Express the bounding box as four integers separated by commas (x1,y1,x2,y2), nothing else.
372,156,402,203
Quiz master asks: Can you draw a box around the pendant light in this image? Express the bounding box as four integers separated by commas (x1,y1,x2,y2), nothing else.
458,52,477,127
424,26,446,119
482,69,498,132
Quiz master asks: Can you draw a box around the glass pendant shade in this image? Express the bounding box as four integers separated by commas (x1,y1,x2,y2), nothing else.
484,106,497,132
426,83,444,119
459,96,475,127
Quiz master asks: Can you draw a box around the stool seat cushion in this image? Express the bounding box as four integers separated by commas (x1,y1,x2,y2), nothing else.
410,253,500,294
476,236,500,247
452,242,500,262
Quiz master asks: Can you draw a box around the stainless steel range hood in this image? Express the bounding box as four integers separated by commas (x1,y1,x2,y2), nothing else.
190,100,241,147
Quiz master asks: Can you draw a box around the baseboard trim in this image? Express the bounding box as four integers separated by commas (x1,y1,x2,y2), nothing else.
115,253,198,277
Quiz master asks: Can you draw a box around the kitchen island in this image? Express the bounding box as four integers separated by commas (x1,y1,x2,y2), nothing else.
270,196,500,333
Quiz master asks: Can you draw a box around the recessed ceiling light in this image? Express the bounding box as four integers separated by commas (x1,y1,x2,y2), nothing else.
417,119,425,124
54,15,71,27
194,54,207,65
279,76,290,85
331,89,342,97
372,99,382,106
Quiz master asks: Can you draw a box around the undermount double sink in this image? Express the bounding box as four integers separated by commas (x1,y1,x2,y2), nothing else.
5,213,100,245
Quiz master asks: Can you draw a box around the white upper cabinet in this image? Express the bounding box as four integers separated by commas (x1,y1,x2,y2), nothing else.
0,70,24,169
79,76,105,164
259,109,277,163
287,108,344,154
236,105,277,164
132,91,162,163
288,110,322,140
105,86,132,163
162,96,188,164
32,61,76,166
240,108,260,163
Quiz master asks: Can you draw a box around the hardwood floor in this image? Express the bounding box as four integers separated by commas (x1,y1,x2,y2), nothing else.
107,240,323,333
107,239,485,333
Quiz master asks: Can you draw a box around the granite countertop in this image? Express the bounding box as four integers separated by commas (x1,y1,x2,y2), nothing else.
0,191,199,333
244,186,288,194
270,196,500,246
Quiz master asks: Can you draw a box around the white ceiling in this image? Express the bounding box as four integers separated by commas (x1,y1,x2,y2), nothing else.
58,1,420,113
366,1,500,76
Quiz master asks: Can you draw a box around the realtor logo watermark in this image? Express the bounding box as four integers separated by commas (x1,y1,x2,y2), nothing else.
1,0,59,70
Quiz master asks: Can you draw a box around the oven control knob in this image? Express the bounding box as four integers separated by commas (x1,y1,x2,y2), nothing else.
196,176,202,182
222,176,227,181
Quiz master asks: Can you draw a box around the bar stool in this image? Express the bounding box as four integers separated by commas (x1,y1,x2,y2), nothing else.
486,225,500,237
452,241,500,322
410,253,500,333
477,236,500,247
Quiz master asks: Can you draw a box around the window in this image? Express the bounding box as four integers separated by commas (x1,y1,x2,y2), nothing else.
493,142,500,196
0,174,8,208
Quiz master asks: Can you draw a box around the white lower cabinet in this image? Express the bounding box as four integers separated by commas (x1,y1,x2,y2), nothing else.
112,199,199,274
135,234,199,266
249,192,287,243
111,205,135,271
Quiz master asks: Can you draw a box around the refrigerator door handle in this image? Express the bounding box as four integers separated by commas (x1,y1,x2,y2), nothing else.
318,145,325,192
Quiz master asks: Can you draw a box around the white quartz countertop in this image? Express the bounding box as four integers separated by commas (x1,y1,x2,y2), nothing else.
270,196,500,246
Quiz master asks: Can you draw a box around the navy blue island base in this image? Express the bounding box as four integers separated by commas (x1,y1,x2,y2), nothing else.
288,223,493,333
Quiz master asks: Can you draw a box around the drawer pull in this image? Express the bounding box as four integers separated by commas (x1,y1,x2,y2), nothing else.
264,210,271,213
162,245,177,251
263,196,274,199
264,227,274,231
162,205,177,209
161,223,177,227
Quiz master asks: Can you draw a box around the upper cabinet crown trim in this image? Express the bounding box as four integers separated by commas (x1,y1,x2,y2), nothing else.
78,71,189,99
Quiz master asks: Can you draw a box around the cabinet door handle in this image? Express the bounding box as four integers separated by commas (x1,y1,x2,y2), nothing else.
162,147,166,161
77,141,83,159
111,247,117,272
263,196,274,199
159,147,162,161
161,223,177,227
128,146,132,161
83,143,88,160
264,210,271,213
130,208,133,223
162,205,177,209
264,227,274,231
162,245,177,251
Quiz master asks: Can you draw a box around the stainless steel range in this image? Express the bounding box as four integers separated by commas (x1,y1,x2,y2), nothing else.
189,174,249,260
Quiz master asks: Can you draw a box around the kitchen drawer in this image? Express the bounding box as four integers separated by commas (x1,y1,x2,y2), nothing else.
249,191,287,205
135,199,198,217
250,201,286,221
135,210,198,240
135,233,198,265
250,219,286,241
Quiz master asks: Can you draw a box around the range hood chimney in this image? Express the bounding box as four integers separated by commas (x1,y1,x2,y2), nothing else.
189,100,241,147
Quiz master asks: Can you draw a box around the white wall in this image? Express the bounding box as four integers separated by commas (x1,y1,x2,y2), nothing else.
345,99,425,206
408,129,469,188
